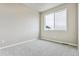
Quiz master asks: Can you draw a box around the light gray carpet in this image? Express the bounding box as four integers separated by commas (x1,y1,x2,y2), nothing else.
0,39,79,56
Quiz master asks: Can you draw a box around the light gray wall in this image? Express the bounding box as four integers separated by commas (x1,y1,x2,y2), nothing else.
0,4,39,47
78,3,79,51
40,3,78,46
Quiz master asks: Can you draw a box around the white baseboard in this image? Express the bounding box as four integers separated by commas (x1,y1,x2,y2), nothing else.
41,37,78,47
0,39,37,50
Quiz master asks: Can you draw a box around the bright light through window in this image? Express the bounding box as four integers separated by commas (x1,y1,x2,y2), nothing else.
55,9,67,30
44,8,67,31
44,13,54,30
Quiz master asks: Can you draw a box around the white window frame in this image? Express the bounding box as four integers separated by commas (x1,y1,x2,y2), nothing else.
44,8,67,31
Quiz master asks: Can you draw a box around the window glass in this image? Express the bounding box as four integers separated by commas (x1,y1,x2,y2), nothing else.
44,8,67,31
44,13,54,30
55,9,67,30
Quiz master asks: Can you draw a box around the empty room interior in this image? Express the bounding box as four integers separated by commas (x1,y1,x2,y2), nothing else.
0,3,79,56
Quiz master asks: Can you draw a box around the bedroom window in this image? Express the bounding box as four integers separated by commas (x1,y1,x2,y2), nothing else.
44,8,67,31
44,13,54,30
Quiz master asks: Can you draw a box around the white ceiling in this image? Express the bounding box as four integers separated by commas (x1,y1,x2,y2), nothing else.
25,3,62,12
